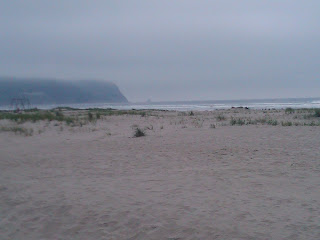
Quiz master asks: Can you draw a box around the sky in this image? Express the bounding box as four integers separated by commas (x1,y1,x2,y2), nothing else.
1,1,320,102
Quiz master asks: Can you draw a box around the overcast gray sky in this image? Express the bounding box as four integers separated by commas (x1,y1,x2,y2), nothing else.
1,1,319,102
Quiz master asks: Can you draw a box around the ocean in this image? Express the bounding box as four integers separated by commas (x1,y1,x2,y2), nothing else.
1,97,320,111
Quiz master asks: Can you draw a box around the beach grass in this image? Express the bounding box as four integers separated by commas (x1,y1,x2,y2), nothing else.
216,114,226,121
0,126,34,136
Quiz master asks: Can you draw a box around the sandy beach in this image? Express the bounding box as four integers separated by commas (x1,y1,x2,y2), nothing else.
1,108,320,240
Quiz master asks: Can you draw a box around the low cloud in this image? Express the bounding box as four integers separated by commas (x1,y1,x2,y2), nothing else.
1,1,319,101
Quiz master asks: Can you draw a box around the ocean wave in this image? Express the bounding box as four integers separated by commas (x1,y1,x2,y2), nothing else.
1,98,320,111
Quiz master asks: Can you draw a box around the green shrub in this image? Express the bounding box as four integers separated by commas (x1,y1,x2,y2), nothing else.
303,114,313,119
267,119,278,126
237,118,246,125
230,118,237,125
305,121,320,126
65,117,74,125
256,118,267,124
88,112,94,121
230,117,245,125
281,121,293,126
285,108,295,114
216,114,226,121
24,108,40,112
134,128,145,137
55,111,64,118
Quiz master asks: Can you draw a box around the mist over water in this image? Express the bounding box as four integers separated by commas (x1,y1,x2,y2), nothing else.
1,1,319,101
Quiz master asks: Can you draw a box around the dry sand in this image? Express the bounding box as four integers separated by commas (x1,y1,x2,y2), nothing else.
0,109,320,239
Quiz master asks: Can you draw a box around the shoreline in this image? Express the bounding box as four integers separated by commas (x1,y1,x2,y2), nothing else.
1,96,320,111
